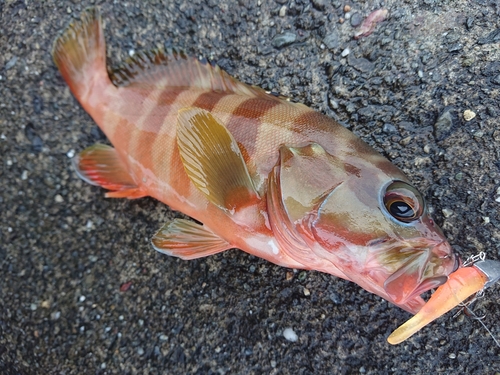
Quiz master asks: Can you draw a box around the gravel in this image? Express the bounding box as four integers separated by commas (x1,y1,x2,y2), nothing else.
1,1,500,374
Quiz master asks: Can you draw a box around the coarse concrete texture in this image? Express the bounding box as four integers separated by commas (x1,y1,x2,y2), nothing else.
1,0,500,374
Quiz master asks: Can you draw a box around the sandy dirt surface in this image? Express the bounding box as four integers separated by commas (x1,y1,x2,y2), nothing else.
1,0,500,374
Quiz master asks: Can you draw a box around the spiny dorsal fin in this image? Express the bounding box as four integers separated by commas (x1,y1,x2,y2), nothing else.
176,107,260,213
109,48,297,102
152,219,231,260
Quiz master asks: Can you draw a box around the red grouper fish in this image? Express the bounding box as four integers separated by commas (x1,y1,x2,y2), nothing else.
52,8,499,343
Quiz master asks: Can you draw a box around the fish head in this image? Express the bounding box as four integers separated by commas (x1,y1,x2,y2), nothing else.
271,142,459,311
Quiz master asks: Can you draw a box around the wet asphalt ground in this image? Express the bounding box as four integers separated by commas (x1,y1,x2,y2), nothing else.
1,0,500,374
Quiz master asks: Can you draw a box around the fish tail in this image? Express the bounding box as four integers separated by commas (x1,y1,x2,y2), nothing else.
52,7,111,100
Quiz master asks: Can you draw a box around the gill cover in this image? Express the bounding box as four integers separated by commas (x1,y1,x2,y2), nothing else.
276,143,348,223
267,143,350,273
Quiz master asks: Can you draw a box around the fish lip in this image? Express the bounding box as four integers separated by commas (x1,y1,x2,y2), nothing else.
381,239,457,304
396,244,458,304
406,275,449,302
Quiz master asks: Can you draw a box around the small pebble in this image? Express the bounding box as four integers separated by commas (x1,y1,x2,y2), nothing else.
66,149,75,158
344,4,351,12
79,295,86,302
434,110,453,141
120,281,133,292
54,194,64,203
137,347,144,356
21,170,28,180
341,47,350,57
303,287,310,296
483,217,490,224
283,327,298,342
339,17,345,24
279,5,286,17
463,109,476,121
51,311,61,320
350,12,362,27
272,32,297,48
330,99,339,109
442,208,453,218
449,353,456,359
128,49,135,57
5,56,17,70
30,303,37,311
383,123,397,133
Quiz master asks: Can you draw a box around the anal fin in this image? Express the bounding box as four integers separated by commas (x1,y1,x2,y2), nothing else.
73,143,147,199
152,219,232,260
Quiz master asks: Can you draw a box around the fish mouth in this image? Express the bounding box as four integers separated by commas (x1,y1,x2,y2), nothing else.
379,240,458,305
405,276,449,301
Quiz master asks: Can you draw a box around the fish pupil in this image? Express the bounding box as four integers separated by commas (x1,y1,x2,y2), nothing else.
390,201,414,219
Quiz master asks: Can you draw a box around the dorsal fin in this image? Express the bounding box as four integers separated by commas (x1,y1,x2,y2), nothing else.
109,48,298,103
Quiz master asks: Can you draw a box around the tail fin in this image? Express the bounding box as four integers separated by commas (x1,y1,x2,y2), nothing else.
52,8,111,100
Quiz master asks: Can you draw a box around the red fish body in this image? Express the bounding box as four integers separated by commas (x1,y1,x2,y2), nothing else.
54,9,465,334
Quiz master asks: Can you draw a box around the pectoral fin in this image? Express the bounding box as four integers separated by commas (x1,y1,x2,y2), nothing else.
152,219,232,260
73,143,147,199
176,107,259,213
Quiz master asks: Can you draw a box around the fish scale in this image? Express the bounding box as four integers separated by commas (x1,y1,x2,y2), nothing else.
52,7,499,344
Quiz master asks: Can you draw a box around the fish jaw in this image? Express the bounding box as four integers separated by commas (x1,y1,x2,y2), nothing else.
361,234,459,311
382,241,457,304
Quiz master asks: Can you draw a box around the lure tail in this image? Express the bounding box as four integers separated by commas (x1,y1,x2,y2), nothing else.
52,7,111,103
387,266,488,344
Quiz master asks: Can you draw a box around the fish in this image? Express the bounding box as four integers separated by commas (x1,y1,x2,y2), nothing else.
52,8,496,343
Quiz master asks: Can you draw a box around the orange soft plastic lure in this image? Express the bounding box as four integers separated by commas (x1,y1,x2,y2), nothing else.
388,260,500,344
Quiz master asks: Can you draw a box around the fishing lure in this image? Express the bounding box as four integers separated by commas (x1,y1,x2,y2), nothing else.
52,8,499,343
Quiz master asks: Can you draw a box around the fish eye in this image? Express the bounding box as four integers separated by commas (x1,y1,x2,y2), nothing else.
383,181,424,223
